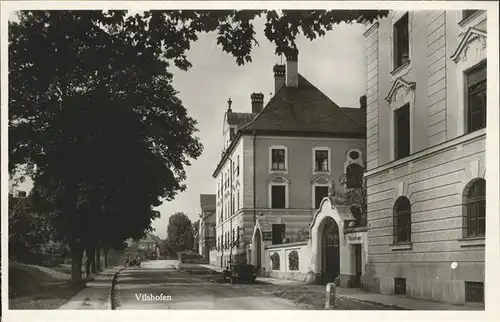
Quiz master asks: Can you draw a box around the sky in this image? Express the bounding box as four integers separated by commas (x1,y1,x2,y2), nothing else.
9,14,367,240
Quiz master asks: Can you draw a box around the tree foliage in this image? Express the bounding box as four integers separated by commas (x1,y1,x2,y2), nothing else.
166,212,195,253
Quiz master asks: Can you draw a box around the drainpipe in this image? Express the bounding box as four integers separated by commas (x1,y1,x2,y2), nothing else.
252,130,257,267
229,156,233,266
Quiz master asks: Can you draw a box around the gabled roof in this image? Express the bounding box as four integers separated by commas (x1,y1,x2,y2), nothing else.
227,112,257,129
240,74,365,136
200,194,216,211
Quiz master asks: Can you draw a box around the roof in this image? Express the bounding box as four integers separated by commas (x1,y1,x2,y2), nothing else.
213,73,366,177
240,74,366,135
138,234,156,244
341,107,366,128
227,112,257,129
200,194,216,211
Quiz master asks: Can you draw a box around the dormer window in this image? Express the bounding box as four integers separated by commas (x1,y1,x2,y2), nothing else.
229,127,235,140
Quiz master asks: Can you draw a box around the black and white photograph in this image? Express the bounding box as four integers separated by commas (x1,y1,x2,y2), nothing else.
1,1,499,321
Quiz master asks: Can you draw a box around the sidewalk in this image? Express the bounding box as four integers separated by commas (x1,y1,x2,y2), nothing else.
335,287,484,311
58,265,125,310
197,264,484,310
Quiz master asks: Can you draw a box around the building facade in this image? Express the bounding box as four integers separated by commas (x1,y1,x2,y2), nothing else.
198,194,216,262
212,53,368,286
362,10,487,305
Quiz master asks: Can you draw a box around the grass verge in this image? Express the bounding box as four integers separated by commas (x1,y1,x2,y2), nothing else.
9,262,86,310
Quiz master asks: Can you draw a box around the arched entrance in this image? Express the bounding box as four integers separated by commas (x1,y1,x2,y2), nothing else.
321,217,340,284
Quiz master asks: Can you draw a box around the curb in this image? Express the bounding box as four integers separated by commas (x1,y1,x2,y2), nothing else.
110,267,127,310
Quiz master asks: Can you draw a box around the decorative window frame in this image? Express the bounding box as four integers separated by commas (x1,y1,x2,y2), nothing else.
269,145,288,174
311,176,333,209
385,77,416,161
268,175,290,209
312,146,332,175
450,27,487,137
344,148,364,174
390,11,413,79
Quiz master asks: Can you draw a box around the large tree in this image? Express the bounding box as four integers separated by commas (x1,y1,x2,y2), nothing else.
166,212,195,253
9,9,387,280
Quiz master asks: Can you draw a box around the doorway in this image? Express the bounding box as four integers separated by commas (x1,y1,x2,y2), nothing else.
352,244,362,288
321,217,340,284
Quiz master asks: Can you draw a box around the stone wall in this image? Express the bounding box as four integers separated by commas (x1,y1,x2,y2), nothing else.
264,241,316,283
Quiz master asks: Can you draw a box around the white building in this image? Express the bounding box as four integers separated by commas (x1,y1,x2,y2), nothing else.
362,10,487,305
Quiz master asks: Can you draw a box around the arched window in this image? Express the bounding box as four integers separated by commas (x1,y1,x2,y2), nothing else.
346,163,364,188
271,252,280,270
465,179,486,237
288,251,299,271
394,196,411,243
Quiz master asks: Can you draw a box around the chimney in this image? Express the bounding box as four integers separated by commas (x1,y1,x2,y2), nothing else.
359,95,367,109
273,64,286,94
251,93,264,113
285,49,299,87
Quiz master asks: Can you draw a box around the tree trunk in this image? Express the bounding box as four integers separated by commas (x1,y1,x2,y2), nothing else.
103,248,109,267
86,247,96,275
95,245,101,272
69,241,84,282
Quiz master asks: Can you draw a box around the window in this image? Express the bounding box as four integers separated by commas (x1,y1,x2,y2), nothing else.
271,148,286,170
393,13,410,69
236,227,240,243
315,150,329,171
466,62,487,134
394,197,412,243
236,155,240,176
229,127,235,140
231,196,235,215
272,224,286,245
288,251,299,271
394,104,410,160
346,164,364,189
349,150,360,160
466,179,486,237
271,252,280,270
271,185,286,209
462,10,478,20
465,281,484,303
232,229,235,242
314,186,329,209
394,278,407,295
237,191,240,210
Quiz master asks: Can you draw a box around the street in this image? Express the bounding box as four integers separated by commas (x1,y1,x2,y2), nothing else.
114,260,298,309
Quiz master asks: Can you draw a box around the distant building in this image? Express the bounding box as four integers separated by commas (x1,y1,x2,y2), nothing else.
212,50,367,284
198,194,216,262
362,10,486,305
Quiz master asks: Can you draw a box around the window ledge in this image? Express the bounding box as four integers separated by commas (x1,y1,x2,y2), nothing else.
390,60,411,77
459,237,485,248
270,169,288,174
458,10,485,28
391,243,413,251
313,170,331,175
